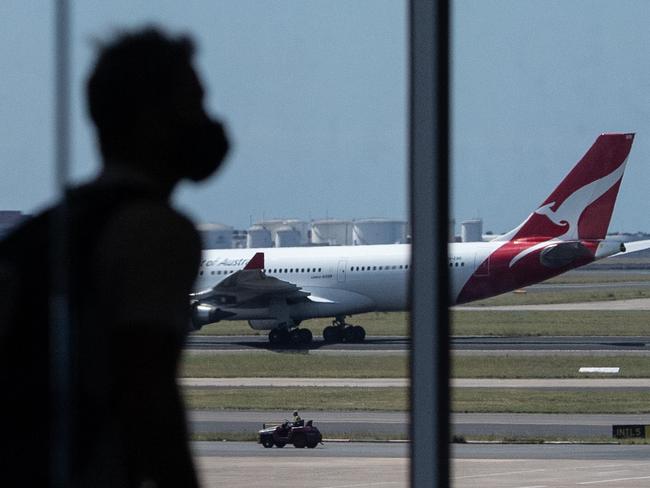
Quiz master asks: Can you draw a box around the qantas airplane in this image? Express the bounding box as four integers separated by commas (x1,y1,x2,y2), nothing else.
190,133,643,345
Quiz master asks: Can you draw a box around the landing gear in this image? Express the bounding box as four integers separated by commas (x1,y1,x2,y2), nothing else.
268,327,313,346
323,317,366,343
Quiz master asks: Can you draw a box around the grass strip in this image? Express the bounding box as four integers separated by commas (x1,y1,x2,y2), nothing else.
185,386,650,414
544,271,650,284
182,352,650,379
453,388,650,414
452,355,650,378
466,287,650,306
451,309,650,336
181,352,408,378
183,387,408,411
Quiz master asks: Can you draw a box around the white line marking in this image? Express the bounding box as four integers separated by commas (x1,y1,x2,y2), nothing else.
317,483,401,488
578,475,650,485
455,468,547,479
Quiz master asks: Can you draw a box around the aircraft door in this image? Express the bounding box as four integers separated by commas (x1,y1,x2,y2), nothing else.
337,260,347,283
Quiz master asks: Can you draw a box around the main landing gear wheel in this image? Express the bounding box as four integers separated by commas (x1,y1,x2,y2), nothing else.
269,327,313,346
268,328,289,345
290,328,313,346
323,318,366,343
323,325,341,343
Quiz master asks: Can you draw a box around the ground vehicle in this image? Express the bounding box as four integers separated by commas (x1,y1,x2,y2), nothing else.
258,419,323,448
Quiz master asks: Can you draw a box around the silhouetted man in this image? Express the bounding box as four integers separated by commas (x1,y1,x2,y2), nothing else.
0,27,228,487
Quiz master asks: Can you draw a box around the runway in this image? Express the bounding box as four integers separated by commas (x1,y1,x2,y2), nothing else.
186,334,409,351
453,335,650,353
189,409,408,437
186,334,650,353
193,441,408,488
453,444,650,488
188,409,650,440
192,441,650,488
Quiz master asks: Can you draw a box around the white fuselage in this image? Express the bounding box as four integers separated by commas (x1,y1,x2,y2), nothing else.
195,242,501,323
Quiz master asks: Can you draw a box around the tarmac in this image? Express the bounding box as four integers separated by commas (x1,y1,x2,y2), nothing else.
191,441,650,488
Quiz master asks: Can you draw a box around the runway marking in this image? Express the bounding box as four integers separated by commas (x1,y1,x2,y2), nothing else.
577,475,650,485
512,485,547,488
455,468,547,479
317,482,402,488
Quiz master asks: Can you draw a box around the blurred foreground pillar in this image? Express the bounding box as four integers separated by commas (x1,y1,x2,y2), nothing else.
409,0,450,487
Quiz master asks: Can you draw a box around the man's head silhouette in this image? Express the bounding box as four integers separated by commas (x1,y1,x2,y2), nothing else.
86,27,229,186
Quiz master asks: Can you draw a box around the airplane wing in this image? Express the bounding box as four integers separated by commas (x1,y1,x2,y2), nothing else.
610,239,650,258
190,252,313,309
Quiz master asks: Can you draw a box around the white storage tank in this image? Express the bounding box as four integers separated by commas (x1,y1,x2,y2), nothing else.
461,219,483,243
274,225,301,247
311,219,353,246
282,219,309,245
247,224,273,248
352,219,407,245
197,223,233,249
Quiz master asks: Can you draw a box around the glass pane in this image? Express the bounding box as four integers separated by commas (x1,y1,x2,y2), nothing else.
70,1,408,486
452,1,650,485
0,3,55,224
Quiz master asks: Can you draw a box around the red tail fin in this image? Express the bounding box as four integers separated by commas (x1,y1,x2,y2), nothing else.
498,133,634,242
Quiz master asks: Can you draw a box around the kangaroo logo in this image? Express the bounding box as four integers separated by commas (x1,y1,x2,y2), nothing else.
508,161,627,268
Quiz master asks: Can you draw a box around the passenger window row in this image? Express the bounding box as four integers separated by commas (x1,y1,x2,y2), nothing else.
199,267,324,277
263,268,322,274
349,264,409,272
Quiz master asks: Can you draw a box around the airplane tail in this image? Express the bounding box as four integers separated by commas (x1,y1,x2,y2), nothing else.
496,133,635,243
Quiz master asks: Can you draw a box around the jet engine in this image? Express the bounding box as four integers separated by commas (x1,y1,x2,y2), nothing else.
190,302,235,330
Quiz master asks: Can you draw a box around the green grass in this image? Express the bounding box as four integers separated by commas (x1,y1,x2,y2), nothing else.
466,287,650,306
183,386,650,414
453,389,650,414
183,387,408,411
544,271,650,284
181,352,650,379
451,310,650,336
451,355,650,378
192,311,409,336
180,352,408,378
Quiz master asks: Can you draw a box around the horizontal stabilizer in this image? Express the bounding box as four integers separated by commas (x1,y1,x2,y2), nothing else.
611,239,650,258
